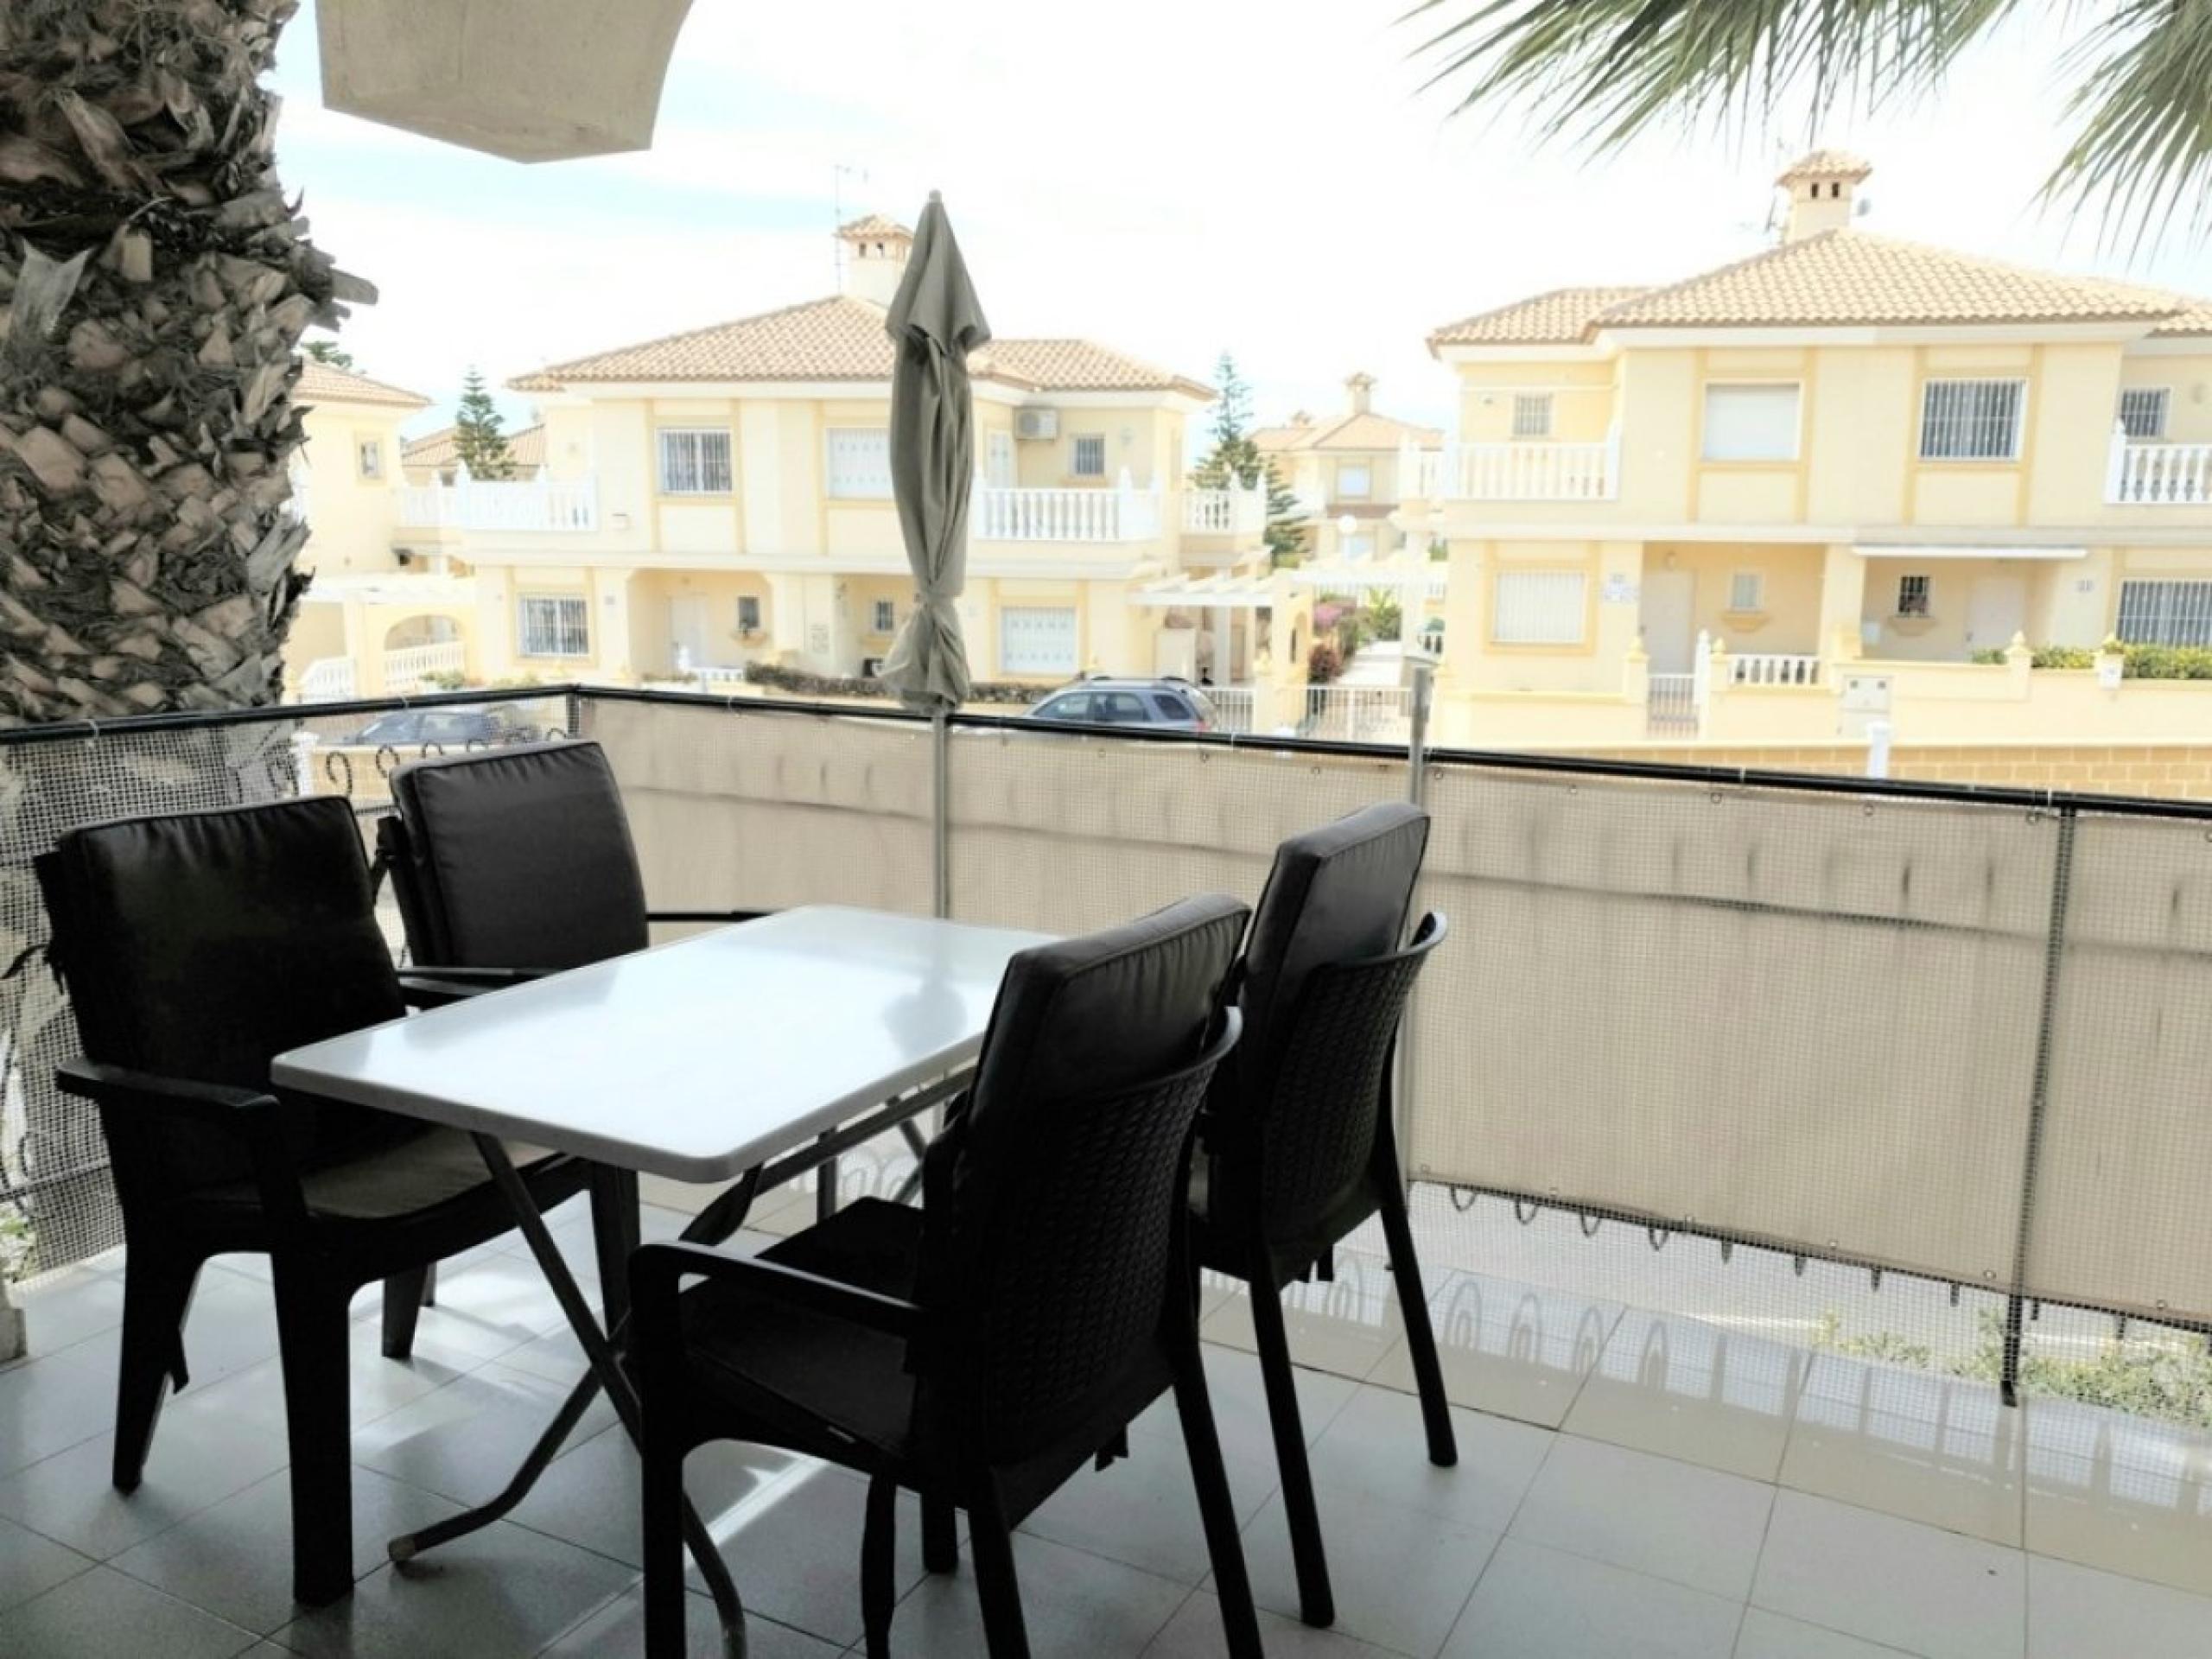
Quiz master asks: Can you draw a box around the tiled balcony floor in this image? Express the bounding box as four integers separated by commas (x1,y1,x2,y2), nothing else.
5,1195,2212,1658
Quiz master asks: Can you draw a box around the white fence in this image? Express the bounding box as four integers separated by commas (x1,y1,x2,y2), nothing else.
972,474,1162,542
1304,683,1412,742
1407,431,1621,502
382,639,467,694
1729,653,1821,687
1648,672,1698,734
1182,485,1266,536
397,475,598,532
1206,686,1256,733
297,656,357,702
2107,429,2212,505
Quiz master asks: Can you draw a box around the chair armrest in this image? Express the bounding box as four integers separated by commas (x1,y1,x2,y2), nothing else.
397,965,545,1009
629,1240,920,1343
55,1058,313,1233
645,910,773,926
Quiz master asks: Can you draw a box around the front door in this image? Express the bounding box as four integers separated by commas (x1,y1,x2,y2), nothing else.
1640,570,1697,672
669,595,709,670
1966,574,2027,652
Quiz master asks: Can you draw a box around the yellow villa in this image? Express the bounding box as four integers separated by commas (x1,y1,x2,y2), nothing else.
1256,372,1441,564
1404,151,2212,752
378,215,1296,694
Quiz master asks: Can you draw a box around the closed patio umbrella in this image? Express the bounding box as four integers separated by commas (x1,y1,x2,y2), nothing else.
880,193,991,715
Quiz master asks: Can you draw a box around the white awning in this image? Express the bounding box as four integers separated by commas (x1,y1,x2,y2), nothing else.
1853,543,2088,562
1127,574,1284,611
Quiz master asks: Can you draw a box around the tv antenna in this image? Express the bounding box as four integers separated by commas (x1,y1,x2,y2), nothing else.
833,163,869,287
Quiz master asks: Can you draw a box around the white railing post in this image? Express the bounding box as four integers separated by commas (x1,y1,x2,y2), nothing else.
2107,420,2131,504
1691,628,1713,728
1867,719,1894,779
1604,419,1623,498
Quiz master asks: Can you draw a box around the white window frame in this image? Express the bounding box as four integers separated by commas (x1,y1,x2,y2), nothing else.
1727,571,1765,612
356,437,384,480
825,428,893,499
1896,574,1932,618
1335,461,1372,499
1491,569,1587,646
1511,393,1554,439
517,593,590,658
2120,386,2171,442
2117,578,2212,645
872,598,898,634
658,428,733,495
736,594,761,635
1700,382,1802,462
1919,378,2026,461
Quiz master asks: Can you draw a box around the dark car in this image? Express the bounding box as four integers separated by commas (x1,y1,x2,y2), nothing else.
1023,677,1219,731
335,706,539,750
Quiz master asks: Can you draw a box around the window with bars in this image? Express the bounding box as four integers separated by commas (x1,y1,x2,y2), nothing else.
2116,579,2212,645
1919,379,2024,460
1897,575,1931,617
1071,435,1107,478
737,595,761,634
518,594,590,658
1492,570,1586,645
826,429,892,499
2119,387,2171,441
1511,393,1553,438
1728,571,1765,612
658,429,733,494
872,598,897,634
1702,384,1801,461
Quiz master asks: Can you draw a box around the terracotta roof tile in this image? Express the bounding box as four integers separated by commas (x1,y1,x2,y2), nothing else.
1777,149,1872,186
2152,300,2212,337
1254,410,1442,451
508,296,1212,397
837,213,912,240
1428,287,1649,348
403,423,546,470
296,359,430,410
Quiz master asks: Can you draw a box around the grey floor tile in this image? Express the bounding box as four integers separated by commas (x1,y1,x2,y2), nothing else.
10,1263,124,1356
1141,1588,1411,1656
1237,1478,1500,1657
538,1586,844,1657
0,1563,259,1659
109,1465,462,1636
1020,1430,1278,1585
1441,1537,1742,1659
0,1332,120,1479
348,1359,616,1507
0,1510,95,1613
200,1317,490,1434
1507,1433,1775,1601
269,1519,635,1659
888,1530,1189,1658
1305,1382,1552,1535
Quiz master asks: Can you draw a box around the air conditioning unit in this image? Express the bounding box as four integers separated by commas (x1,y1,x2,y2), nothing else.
861,656,886,679
1014,407,1058,442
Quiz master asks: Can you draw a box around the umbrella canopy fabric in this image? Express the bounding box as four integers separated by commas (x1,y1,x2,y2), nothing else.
880,194,992,714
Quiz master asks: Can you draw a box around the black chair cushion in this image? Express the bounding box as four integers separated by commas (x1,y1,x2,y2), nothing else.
194,1131,558,1221
1233,801,1428,1091
679,1198,925,1460
39,796,414,1192
387,741,648,971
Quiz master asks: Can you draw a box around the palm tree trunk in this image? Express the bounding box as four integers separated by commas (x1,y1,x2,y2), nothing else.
0,0,371,724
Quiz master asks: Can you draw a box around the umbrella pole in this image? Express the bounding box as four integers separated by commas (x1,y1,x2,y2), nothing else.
931,710,950,919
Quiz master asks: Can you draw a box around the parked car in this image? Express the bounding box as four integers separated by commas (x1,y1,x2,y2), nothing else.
333,705,540,750
1022,677,1220,731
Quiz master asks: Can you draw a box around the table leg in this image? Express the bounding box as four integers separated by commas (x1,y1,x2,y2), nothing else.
815,1135,840,1224
385,1147,751,1658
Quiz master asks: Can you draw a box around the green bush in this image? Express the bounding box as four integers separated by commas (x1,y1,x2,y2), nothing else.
1365,589,1404,642
741,661,1040,706
1986,642,2212,677
1307,638,1344,684
1968,645,2096,668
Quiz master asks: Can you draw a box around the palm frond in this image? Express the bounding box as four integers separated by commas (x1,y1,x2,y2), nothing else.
2046,0,2212,251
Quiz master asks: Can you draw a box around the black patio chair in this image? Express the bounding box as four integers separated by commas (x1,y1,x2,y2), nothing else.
36,794,610,1606
1191,799,1456,1628
629,895,1265,1659
376,737,766,1332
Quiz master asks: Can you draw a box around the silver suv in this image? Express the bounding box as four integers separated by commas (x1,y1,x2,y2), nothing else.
1024,677,1221,731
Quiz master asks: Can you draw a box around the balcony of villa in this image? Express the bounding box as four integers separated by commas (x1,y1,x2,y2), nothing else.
1399,430,1625,537
2105,424,2212,510
9,683,2212,1656
396,473,601,537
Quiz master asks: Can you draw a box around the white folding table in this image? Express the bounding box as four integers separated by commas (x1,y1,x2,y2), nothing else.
273,906,1050,1656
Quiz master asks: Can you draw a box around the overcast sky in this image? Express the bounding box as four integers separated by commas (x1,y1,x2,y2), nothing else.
274,0,2212,444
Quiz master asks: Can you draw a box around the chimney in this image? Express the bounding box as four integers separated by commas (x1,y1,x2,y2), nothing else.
1775,150,1872,242
1344,372,1375,416
836,214,914,306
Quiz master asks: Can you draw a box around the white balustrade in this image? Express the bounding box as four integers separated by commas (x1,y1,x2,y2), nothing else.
1728,653,1821,687
298,656,358,702
396,473,599,531
1205,687,1256,733
1182,484,1266,536
382,639,467,693
1302,683,1413,743
973,470,1162,542
1403,433,1620,502
2108,427,2212,505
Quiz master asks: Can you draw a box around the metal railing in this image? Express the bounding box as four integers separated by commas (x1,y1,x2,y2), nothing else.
1648,671,1698,733
10,677,2212,1421
298,657,358,702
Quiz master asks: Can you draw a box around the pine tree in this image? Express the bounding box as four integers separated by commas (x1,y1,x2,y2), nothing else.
302,339,357,372
452,366,516,480
1190,352,1306,568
